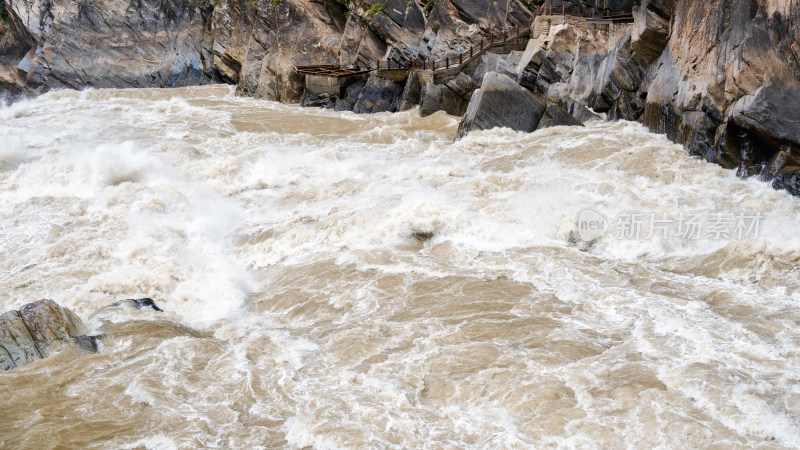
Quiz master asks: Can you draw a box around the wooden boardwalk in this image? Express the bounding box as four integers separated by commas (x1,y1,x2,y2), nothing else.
375,6,631,81
292,64,372,78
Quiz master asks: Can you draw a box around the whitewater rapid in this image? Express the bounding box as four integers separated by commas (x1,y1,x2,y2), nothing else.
1,85,799,448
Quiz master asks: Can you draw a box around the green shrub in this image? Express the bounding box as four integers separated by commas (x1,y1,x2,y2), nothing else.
0,0,8,23
368,2,383,14
432,20,440,33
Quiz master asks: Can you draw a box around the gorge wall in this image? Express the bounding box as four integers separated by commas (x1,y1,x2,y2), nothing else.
501,0,800,195
0,0,547,100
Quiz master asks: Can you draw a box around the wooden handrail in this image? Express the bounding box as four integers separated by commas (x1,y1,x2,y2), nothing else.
373,8,637,75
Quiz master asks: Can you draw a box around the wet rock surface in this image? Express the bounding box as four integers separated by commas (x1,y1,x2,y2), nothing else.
111,298,164,312
537,103,584,129
0,299,98,370
456,71,546,138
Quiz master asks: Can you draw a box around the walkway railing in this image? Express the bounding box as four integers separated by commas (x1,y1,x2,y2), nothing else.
378,6,627,72
296,7,634,77
293,64,373,78
379,24,529,72
535,5,620,18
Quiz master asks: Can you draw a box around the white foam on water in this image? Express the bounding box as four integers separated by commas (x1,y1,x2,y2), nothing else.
2,85,800,448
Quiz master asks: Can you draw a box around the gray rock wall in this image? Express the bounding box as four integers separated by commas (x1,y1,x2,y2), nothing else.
0,0,544,98
478,0,800,196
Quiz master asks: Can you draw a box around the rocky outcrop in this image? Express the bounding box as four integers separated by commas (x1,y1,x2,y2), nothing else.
538,102,584,129
0,299,98,370
456,71,546,138
353,74,404,113
419,72,475,116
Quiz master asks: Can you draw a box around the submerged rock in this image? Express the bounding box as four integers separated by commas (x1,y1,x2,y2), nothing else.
0,299,98,370
456,72,547,138
111,298,164,312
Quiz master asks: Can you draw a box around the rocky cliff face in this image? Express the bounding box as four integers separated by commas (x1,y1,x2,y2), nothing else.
466,0,800,196
1,0,219,95
0,0,541,99
640,0,800,193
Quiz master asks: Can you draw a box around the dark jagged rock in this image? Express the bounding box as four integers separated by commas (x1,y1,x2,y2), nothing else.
0,299,98,370
773,168,800,196
301,92,338,109
560,98,602,122
419,82,443,117
445,73,478,101
630,0,670,63
638,0,800,194
354,74,404,114
74,335,101,353
537,103,584,130
335,80,367,112
398,72,424,111
0,310,41,370
419,73,475,117
456,71,546,138
111,298,164,312
0,1,35,100
1,0,542,99
472,53,517,86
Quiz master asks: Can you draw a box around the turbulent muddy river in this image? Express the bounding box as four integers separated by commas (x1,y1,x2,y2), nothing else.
2,85,800,448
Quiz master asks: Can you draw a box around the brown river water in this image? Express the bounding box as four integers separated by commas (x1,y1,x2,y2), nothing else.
1,85,800,448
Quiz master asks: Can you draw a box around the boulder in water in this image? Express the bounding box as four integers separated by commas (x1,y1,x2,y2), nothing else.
537,103,584,130
0,299,98,370
456,72,547,139
419,82,442,117
111,298,164,312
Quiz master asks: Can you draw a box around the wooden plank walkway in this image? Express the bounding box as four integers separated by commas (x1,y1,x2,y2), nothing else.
375,6,630,81
293,65,373,78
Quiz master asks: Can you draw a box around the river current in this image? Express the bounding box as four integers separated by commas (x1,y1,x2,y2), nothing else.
1,85,800,448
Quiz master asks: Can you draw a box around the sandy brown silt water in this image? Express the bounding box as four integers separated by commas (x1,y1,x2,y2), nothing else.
1,85,799,448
